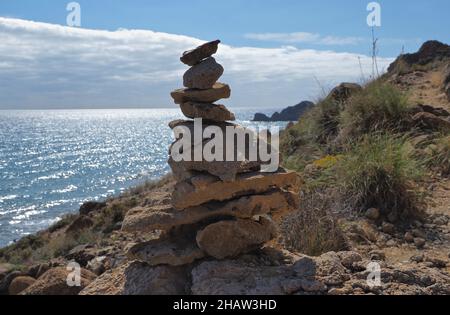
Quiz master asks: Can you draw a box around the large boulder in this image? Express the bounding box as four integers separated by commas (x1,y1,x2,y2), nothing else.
122,190,299,233
180,102,235,121
170,83,231,104
8,276,36,295
172,169,301,210
80,261,189,295
180,40,220,66
183,57,224,89
21,267,96,295
196,217,277,260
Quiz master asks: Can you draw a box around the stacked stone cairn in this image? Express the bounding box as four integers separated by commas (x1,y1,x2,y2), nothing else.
122,40,301,266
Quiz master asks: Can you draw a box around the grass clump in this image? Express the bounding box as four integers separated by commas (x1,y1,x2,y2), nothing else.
425,135,450,176
340,81,411,138
336,134,425,218
280,190,348,256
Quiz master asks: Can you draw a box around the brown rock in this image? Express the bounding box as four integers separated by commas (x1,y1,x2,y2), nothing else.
183,57,224,89
412,112,450,132
328,83,362,103
79,201,106,215
127,234,205,266
122,190,299,233
170,83,231,104
382,222,396,235
365,208,380,221
414,237,426,248
172,169,301,210
180,40,220,66
21,267,96,295
180,102,235,121
8,276,36,295
80,261,188,295
196,217,277,259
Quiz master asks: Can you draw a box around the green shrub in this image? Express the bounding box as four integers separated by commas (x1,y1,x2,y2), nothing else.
336,134,424,218
340,81,411,138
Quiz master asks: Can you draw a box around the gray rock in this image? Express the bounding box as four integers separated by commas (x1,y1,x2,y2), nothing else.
191,256,326,295
80,261,189,295
183,57,224,89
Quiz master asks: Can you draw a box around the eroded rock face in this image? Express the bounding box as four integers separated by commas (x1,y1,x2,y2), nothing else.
196,217,277,260
171,83,231,104
122,190,299,233
21,267,96,295
183,57,224,89
180,102,235,121
180,40,220,66
80,261,189,295
191,254,325,295
172,169,301,210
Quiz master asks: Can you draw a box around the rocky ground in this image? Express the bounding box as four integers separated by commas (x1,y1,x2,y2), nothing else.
0,40,449,295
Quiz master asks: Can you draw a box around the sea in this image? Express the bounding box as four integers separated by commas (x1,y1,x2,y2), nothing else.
0,108,287,248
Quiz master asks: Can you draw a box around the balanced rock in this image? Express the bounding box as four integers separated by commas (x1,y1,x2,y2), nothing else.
196,217,277,260
184,57,224,89
180,102,235,121
181,40,220,66
172,169,301,210
122,190,299,233
80,261,188,295
127,234,205,266
171,83,231,104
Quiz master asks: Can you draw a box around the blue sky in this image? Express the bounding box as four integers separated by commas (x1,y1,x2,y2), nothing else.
0,0,448,109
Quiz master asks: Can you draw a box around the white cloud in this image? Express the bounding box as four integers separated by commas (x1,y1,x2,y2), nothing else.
0,18,394,109
244,32,364,46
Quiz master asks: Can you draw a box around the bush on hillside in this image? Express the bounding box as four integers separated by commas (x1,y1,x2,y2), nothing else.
336,134,425,219
340,81,411,139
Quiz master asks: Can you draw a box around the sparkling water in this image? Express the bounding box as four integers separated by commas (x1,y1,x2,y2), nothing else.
0,108,287,247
